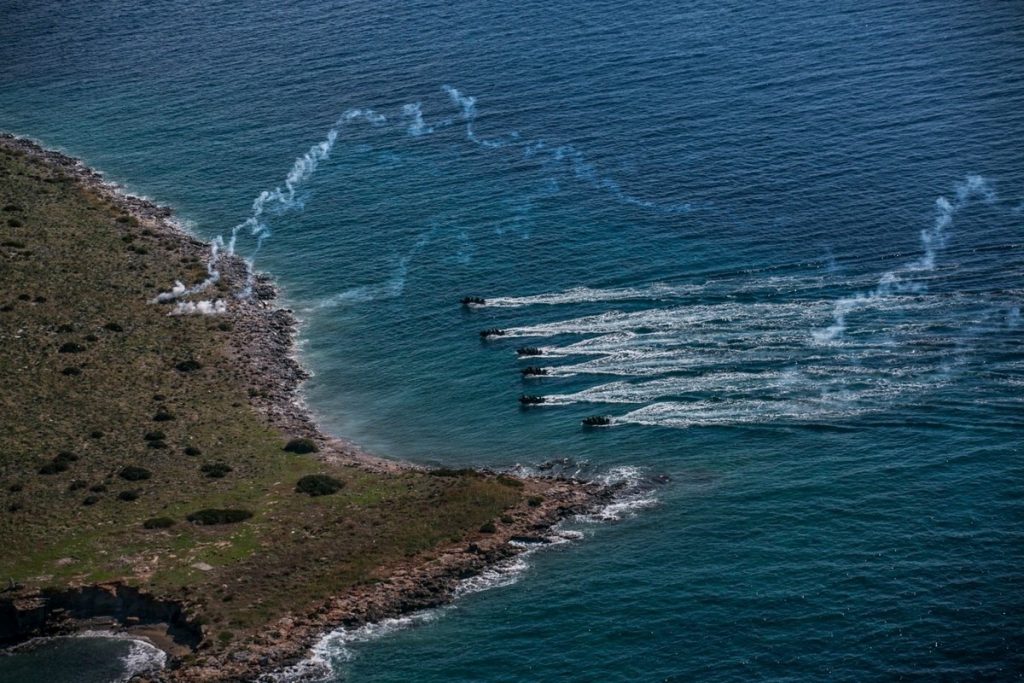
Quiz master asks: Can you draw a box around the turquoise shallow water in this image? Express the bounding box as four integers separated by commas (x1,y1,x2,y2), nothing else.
2,0,1023,680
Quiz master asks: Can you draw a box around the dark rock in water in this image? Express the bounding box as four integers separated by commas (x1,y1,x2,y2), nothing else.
460,296,486,306
519,394,545,405
582,415,611,427
516,346,542,356
479,328,506,339
521,366,548,377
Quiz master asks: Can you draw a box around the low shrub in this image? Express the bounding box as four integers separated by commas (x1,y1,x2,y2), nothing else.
58,342,86,353
184,446,202,456
527,496,543,507
143,430,166,441
103,322,123,332
283,438,317,454
61,366,82,376
175,359,203,372
118,490,140,501
2,203,23,212
119,465,151,481
143,516,175,529
186,508,253,525
89,430,104,439
8,483,23,493
84,333,98,342
479,521,496,533
82,495,100,506
67,480,87,492
147,440,168,449
38,461,69,475
7,218,22,228
8,502,23,512
428,467,477,478
496,474,524,489
200,462,232,479
153,409,175,422
295,474,344,497
89,483,107,493
55,451,78,463
1,239,26,248
56,324,74,333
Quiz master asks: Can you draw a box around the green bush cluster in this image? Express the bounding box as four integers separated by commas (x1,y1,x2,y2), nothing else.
200,462,232,479
295,474,344,497
283,438,317,454
38,451,78,475
428,467,477,477
119,465,151,481
186,508,253,525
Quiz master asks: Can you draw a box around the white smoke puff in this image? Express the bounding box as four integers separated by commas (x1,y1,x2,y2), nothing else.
402,102,433,137
153,280,187,303
168,299,227,316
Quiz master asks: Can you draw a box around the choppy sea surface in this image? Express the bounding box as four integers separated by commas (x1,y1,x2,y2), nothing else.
2,0,1023,680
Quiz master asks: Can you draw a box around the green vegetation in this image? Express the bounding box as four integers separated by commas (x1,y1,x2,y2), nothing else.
282,437,317,454
143,516,176,529
119,465,152,481
200,462,232,479
0,142,524,653
295,474,344,497
186,509,253,525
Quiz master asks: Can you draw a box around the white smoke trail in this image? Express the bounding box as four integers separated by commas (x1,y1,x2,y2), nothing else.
402,102,433,137
814,175,996,342
441,85,692,213
153,83,700,310
311,229,433,309
169,299,227,316
155,108,388,304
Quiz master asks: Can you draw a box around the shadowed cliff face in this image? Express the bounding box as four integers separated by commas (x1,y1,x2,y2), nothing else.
0,584,201,648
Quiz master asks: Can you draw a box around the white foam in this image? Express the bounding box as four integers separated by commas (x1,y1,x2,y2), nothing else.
484,283,699,308
577,466,659,521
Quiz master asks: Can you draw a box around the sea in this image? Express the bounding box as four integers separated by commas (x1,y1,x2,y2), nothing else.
1,0,1022,680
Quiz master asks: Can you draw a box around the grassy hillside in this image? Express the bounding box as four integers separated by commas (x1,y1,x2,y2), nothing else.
0,142,522,649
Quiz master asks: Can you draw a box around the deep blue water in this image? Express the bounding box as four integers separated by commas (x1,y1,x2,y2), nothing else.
2,0,1023,680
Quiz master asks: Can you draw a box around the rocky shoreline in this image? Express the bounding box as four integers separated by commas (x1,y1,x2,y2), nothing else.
0,134,622,681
